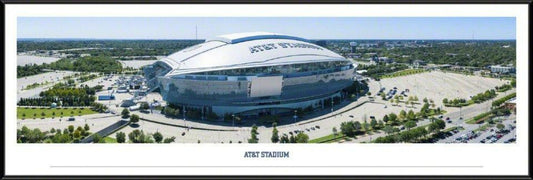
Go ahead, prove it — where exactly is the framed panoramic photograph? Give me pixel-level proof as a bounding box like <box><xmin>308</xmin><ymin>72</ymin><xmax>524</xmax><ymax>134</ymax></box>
<box><xmin>2</xmin><ymin>1</ymin><xmax>531</xmax><ymax>179</ymax></box>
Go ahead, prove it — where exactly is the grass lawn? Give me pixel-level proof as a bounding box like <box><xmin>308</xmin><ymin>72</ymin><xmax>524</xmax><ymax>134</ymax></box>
<box><xmin>17</xmin><ymin>107</ymin><xmax>97</xmax><ymax>119</ymax></box>
<box><xmin>103</xmin><ymin>137</ymin><xmax>117</xmax><ymax>143</ymax></box>
<box><xmin>309</xmin><ymin>133</ymin><xmax>348</xmax><ymax>143</ymax></box>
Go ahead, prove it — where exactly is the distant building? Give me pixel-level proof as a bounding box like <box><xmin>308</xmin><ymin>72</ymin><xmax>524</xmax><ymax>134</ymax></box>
<box><xmin>412</xmin><ymin>60</ymin><xmax>426</xmax><ymax>68</ymax></box>
<box><xmin>346</xmin><ymin>53</ymin><xmax>361</xmax><ymax>59</ymax></box>
<box><xmin>490</xmin><ymin>65</ymin><xmax>515</xmax><ymax>74</ymax></box>
<box><xmin>349</xmin><ymin>42</ymin><xmax>358</xmax><ymax>53</ymax></box>
<box><xmin>504</xmin><ymin>98</ymin><xmax>516</xmax><ymax>113</ymax></box>
<box><xmin>373</xmin><ymin>57</ymin><xmax>393</xmax><ymax>64</ymax></box>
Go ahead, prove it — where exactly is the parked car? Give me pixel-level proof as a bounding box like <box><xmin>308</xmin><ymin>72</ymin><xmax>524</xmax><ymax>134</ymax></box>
<box><xmin>480</xmin><ymin>139</ymin><xmax>486</xmax><ymax>143</ymax></box>
<box><xmin>68</xmin><ymin>117</ymin><xmax>75</xmax><ymax>121</ymax></box>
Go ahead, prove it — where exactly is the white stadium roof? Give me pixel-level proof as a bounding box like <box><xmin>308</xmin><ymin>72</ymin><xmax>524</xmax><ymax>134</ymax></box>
<box><xmin>158</xmin><ymin>32</ymin><xmax>348</xmax><ymax>76</ymax></box>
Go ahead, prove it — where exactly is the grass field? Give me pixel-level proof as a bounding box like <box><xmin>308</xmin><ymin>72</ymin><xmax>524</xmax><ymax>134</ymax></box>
<box><xmin>381</xmin><ymin>69</ymin><xmax>426</xmax><ymax>79</ymax></box>
<box><xmin>103</xmin><ymin>137</ymin><xmax>117</xmax><ymax>143</ymax></box>
<box><xmin>17</xmin><ymin>107</ymin><xmax>97</xmax><ymax>119</ymax></box>
<box><xmin>309</xmin><ymin>133</ymin><xmax>347</xmax><ymax>143</ymax></box>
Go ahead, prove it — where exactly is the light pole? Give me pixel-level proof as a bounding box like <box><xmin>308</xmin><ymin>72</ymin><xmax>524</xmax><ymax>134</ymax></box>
<box><xmin>293</xmin><ymin>110</ymin><xmax>297</xmax><ymax>124</ymax></box>
<box><xmin>459</xmin><ymin>106</ymin><xmax>462</xmax><ymax>120</ymax></box>
<box><xmin>232</xmin><ymin>114</ymin><xmax>235</xmax><ymax>129</ymax></box>
<box><xmin>183</xmin><ymin>108</ymin><xmax>187</xmax><ymax>128</ymax></box>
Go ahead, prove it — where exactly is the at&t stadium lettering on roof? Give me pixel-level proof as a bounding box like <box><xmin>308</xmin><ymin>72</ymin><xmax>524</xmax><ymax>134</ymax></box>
<box><xmin>249</xmin><ymin>42</ymin><xmax>323</xmax><ymax>54</ymax></box>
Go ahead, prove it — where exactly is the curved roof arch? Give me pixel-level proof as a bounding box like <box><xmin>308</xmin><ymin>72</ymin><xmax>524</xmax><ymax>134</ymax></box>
<box><xmin>157</xmin><ymin>32</ymin><xmax>349</xmax><ymax>76</ymax></box>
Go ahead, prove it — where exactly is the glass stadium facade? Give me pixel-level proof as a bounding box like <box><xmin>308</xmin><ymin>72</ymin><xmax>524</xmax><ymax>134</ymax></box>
<box><xmin>144</xmin><ymin>32</ymin><xmax>356</xmax><ymax>117</ymax></box>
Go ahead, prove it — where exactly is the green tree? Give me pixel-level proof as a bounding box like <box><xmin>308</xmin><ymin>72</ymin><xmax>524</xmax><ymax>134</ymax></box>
<box><xmin>163</xmin><ymin>136</ymin><xmax>176</xmax><ymax>143</ymax></box>
<box><xmin>383</xmin><ymin>125</ymin><xmax>394</xmax><ymax>135</ymax></box>
<box><xmin>280</xmin><ymin>134</ymin><xmax>290</xmax><ymax>143</ymax></box>
<box><xmin>295</xmin><ymin>132</ymin><xmax>309</xmax><ymax>143</ymax></box>
<box><xmin>121</xmin><ymin>108</ymin><xmax>130</xmax><ymax>118</ymax></box>
<box><xmin>388</xmin><ymin>113</ymin><xmax>398</xmax><ymax>123</ymax></box>
<box><xmin>289</xmin><ymin>134</ymin><xmax>296</xmax><ymax>143</ymax></box>
<box><xmin>73</xmin><ymin>130</ymin><xmax>81</xmax><ymax>138</ymax></box>
<box><xmin>407</xmin><ymin>110</ymin><xmax>416</xmax><ymax>120</ymax></box>
<box><xmin>116</xmin><ymin>132</ymin><xmax>126</xmax><ymax>143</ymax></box>
<box><xmin>153</xmin><ymin>132</ymin><xmax>163</xmax><ymax>143</ymax></box>
<box><xmin>92</xmin><ymin>133</ymin><xmax>103</xmax><ymax>143</ymax></box>
<box><xmin>340</xmin><ymin>121</ymin><xmax>355</xmax><ymax>137</ymax></box>
<box><xmin>399</xmin><ymin>110</ymin><xmax>406</xmax><ymax>121</ymax></box>
<box><xmin>130</xmin><ymin>114</ymin><xmax>140</xmax><ymax>124</ymax></box>
<box><xmin>84</xmin><ymin>123</ymin><xmax>90</xmax><ymax>131</ymax></box>
<box><xmin>382</xmin><ymin>114</ymin><xmax>389</xmax><ymax>123</ymax></box>
<box><xmin>68</xmin><ymin>125</ymin><xmax>75</xmax><ymax>134</ymax></box>
<box><xmin>370</xmin><ymin>119</ymin><xmax>378</xmax><ymax>129</ymax></box>
<box><xmin>332</xmin><ymin>127</ymin><xmax>338</xmax><ymax>137</ymax></box>
<box><xmin>271</xmin><ymin>126</ymin><xmax>280</xmax><ymax>143</ymax></box>
<box><xmin>404</xmin><ymin>120</ymin><xmax>417</xmax><ymax>130</ymax></box>
<box><xmin>248</xmin><ymin>124</ymin><xmax>259</xmax><ymax>143</ymax></box>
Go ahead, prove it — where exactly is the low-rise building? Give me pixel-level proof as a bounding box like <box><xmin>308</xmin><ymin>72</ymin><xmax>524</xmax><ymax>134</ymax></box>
<box><xmin>490</xmin><ymin>65</ymin><xmax>515</xmax><ymax>74</ymax></box>
<box><xmin>412</xmin><ymin>60</ymin><xmax>426</xmax><ymax>68</ymax></box>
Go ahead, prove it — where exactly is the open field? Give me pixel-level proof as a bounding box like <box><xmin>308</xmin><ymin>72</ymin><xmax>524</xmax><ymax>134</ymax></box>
<box><xmin>17</xmin><ymin>107</ymin><xmax>97</xmax><ymax>119</ymax></box>
<box><xmin>119</xmin><ymin>60</ymin><xmax>157</xmax><ymax>69</ymax></box>
<box><xmin>17</xmin><ymin>114</ymin><xmax>122</xmax><ymax>134</ymax></box>
<box><xmin>17</xmin><ymin>55</ymin><xmax>61</xmax><ymax>66</ymax></box>
<box><xmin>17</xmin><ymin>71</ymin><xmax>77</xmax><ymax>100</ymax></box>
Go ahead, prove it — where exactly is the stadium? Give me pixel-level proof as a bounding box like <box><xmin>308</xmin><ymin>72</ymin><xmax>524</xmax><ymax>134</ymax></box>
<box><xmin>144</xmin><ymin>32</ymin><xmax>357</xmax><ymax>118</ymax></box>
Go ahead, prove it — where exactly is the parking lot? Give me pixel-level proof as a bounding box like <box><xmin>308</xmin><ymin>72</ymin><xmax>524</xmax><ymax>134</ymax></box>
<box><xmin>379</xmin><ymin>71</ymin><xmax>509</xmax><ymax>107</ymax></box>
<box><xmin>437</xmin><ymin>115</ymin><xmax>516</xmax><ymax>144</ymax></box>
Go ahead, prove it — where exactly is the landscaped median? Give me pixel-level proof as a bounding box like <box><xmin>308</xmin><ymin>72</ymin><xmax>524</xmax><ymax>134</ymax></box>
<box><xmin>309</xmin><ymin>133</ymin><xmax>348</xmax><ymax>143</ymax></box>
<box><xmin>492</xmin><ymin>92</ymin><xmax>516</xmax><ymax>107</ymax></box>
<box><xmin>465</xmin><ymin>112</ymin><xmax>493</xmax><ymax>124</ymax></box>
<box><xmin>380</xmin><ymin>69</ymin><xmax>427</xmax><ymax>79</ymax></box>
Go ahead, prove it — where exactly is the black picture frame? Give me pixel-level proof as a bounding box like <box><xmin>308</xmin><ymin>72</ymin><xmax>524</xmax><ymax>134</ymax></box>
<box><xmin>2</xmin><ymin>0</ymin><xmax>531</xmax><ymax>179</ymax></box>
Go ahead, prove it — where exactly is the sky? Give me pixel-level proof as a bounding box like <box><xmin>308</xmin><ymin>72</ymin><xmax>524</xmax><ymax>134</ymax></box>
<box><xmin>17</xmin><ymin>17</ymin><xmax>516</xmax><ymax>40</ymax></box>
